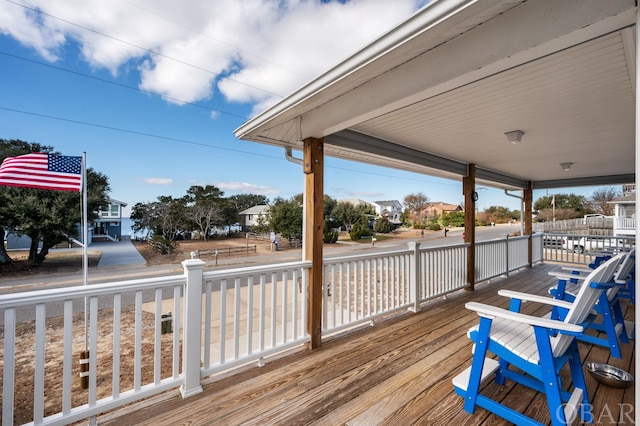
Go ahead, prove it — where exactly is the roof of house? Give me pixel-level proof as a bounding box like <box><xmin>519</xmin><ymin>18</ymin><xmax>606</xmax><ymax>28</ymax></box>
<box><xmin>108</xmin><ymin>198</ymin><xmax>127</xmax><ymax>207</ymax></box>
<box><xmin>238</xmin><ymin>205</ymin><xmax>269</xmax><ymax>215</ymax></box>
<box><xmin>373</xmin><ymin>200</ymin><xmax>402</xmax><ymax>207</ymax></box>
<box><xmin>338</xmin><ymin>198</ymin><xmax>371</xmax><ymax>206</ymax></box>
<box><xmin>426</xmin><ymin>202</ymin><xmax>463</xmax><ymax>211</ymax></box>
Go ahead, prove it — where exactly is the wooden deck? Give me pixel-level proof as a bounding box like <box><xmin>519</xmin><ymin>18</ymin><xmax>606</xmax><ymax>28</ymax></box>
<box><xmin>98</xmin><ymin>263</ymin><xmax>635</xmax><ymax>425</ymax></box>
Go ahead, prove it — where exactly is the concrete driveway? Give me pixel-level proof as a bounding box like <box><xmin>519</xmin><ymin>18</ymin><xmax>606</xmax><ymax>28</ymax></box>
<box><xmin>95</xmin><ymin>239</ymin><xmax>146</xmax><ymax>267</ymax></box>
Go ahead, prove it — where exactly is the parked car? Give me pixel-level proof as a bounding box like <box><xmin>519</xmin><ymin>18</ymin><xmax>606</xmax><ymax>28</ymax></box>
<box><xmin>542</xmin><ymin>234</ymin><xmax>565</xmax><ymax>249</ymax></box>
<box><xmin>562</xmin><ymin>236</ymin><xmax>617</xmax><ymax>254</ymax></box>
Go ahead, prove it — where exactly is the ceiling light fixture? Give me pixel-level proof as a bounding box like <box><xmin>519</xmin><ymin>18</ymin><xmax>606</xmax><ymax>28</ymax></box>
<box><xmin>560</xmin><ymin>162</ymin><xmax>573</xmax><ymax>171</ymax></box>
<box><xmin>504</xmin><ymin>130</ymin><xmax>524</xmax><ymax>144</ymax></box>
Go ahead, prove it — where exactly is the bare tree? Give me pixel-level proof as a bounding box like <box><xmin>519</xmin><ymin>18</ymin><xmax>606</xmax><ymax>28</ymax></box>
<box><xmin>587</xmin><ymin>187</ymin><xmax>620</xmax><ymax>216</ymax></box>
<box><xmin>403</xmin><ymin>192</ymin><xmax>430</xmax><ymax>224</ymax></box>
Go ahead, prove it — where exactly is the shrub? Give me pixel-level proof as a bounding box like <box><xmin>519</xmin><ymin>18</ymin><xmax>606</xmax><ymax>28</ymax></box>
<box><xmin>429</xmin><ymin>223</ymin><xmax>441</xmax><ymax>231</ymax></box>
<box><xmin>149</xmin><ymin>235</ymin><xmax>176</xmax><ymax>255</ymax></box>
<box><xmin>374</xmin><ymin>217</ymin><xmax>394</xmax><ymax>234</ymax></box>
<box><xmin>350</xmin><ymin>220</ymin><xmax>372</xmax><ymax>241</ymax></box>
<box><xmin>323</xmin><ymin>231</ymin><xmax>339</xmax><ymax>243</ymax></box>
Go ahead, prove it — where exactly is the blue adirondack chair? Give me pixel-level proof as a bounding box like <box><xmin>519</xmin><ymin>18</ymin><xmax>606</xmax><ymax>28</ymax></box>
<box><xmin>549</xmin><ymin>248</ymin><xmax>635</xmax><ymax>358</ymax></box>
<box><xmin>453</xmin><ymin>253</ymin><xmax>624</xmax><ymax>426</ymax></box>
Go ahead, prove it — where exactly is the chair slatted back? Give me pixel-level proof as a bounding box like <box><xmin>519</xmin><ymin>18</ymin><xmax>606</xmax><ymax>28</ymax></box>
<box><xmin>552</xmin><ymin>253</ymin><xmax>625</xmax><ymax>357</ymax></box>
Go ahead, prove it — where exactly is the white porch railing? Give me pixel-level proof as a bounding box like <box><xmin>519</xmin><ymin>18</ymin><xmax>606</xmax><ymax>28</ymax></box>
<box><xmin>615</xmin><ymin>217</ymin><xmax>636</xmax><ymax>230</ymax></box>
<box><xmin>1</xmin><ymin>274</ymin><xmax>186</xmax><ymax>426</ymax></box>
<box><xmin>199</xmin><ymin>261</ymin><xmax>311</xmax><ymax>378</ymax></box>
<box><xmin>475</xmin><ymin>235</ymin><xmax>533</xmax><ymax>283</ymax></box>
<box><xmin>321</xmin><ymin>248</ymin><xmax>413</xmax><ymax>335</ymax></box>
<box><xmin>1</xmin><ymin>239</ymin><xmax>545</xmax><ymax>425</ymax></box>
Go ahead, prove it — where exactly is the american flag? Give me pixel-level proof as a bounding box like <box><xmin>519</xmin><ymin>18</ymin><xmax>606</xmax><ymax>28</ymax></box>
<box><xmin>0</xmin><ymin>152</ymin><xmax>83</xmax><ymax>192</ymax></box>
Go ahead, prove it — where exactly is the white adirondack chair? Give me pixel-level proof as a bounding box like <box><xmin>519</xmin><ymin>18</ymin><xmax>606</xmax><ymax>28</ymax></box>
<box><xmin>549</xmin><ymin>248</ymin><xmax>635</xmax><ymax>358</ymax></box>
<box><xmin>453</xmin><ymin>253</ymin><xmax>624</xmax><ymax>426</ymax></box>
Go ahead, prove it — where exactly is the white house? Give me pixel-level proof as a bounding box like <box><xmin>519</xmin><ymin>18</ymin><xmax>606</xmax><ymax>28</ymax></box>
<box><xmin>610</xmin><ymin>184</ymin><xmax>636</xmax><ymax>238</ymax></box>
<box><xmin>239</xmin><ymin>205</ymin><xmax>269</xmax><ymax>231</ymax></box>
<box><xmin>371</xmin><ymin>200</ymin><xmax>403</xmax><ymax>225</ymax></box>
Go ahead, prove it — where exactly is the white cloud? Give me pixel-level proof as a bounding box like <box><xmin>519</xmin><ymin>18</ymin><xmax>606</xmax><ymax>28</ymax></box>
<box><xmin>0</xmin><ymin>0</ymin><xmax>419</xmax><ymax>111</ymax></box>
<box><xmin>215</xmin><ymin>181</ymin><xmax>280</xmax><ymax>196</ymax></box>
<box><xmin>144</xmin><ymin>177</ymin><xmax>173</xmax><ymax>185</ymax></box>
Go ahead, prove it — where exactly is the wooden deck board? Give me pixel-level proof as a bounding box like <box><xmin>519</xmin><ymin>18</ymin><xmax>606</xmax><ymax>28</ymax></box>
<box><xmin>98</xmin><ymin>263</ymin><xmax>635</xmax><ymax>425</ymax></box>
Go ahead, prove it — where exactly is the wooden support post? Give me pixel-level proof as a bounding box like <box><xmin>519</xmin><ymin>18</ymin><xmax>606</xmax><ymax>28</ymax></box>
<box><xmin>463</xmin><ymin>164</ymin><xmax>476</xmax><ymax>290</ymax></box>
<box><xmin>524</xmin><ymin>182</ymin><xmax>533</xmax><ymax>267</ymax></box>
<box><xmin>303</xmin><ymin>137</ymin><xmax>324</xmax><ymax>349</ymax></box>
<box><xmin>79</xmin><ymin>350</ymin><xmax>89</xmax><ymax>389</ymax></box>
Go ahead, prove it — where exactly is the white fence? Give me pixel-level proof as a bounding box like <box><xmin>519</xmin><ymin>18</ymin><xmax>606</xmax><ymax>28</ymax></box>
<box><xmin>1</xmin><ymin>238</ymin><xmax>544</xmax><ymax>425</ymax></box>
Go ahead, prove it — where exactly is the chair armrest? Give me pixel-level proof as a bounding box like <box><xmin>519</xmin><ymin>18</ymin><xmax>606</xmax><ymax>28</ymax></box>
<box><xmin>498</xmin><ymin>289</ymin><xmax>574</xmax><ymax>310</ymax></box>
<box><xmin>561</xmin><ymin>266</ymin><xmax>592</xmax><ymax>274</ymax></box>
<box><xmin>465</xmin><ymin>302</ymin><xmax>583</xmax><ymax>333</ymax></box>
<box><xmin>548</xmin><ymin>271</ymin><xmax>587</xmax><ymax>281</ymax></box>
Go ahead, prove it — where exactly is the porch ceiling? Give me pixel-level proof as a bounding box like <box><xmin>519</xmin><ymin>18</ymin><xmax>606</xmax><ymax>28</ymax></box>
<box><xmin>234</xmin><ymin>0</ymin><xmax>637</xmax><ymax>190</ymax></box>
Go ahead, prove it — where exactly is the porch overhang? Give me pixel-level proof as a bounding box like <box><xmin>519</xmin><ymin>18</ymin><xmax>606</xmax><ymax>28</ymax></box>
<box><xmin>235</xmin><ymin>0</ymin><xmax>637</xmax><ymax>190</ymax></box>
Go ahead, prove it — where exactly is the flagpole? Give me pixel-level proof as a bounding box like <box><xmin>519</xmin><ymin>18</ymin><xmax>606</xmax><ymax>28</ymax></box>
<box><xmin>82</xmin><ymin>152</ymin><xmax>88</xmax><ymax>350</ymax></box>
<box><xmin>80</xmin><ymin>152</ymin><xmax>90</xmax><ymax>388</ymax></box>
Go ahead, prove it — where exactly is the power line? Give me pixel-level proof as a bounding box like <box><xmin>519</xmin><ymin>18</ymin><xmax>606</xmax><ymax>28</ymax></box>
<box><xmin>6</xmin><ymin>0</ymin><xmax>287</xmax><ymax>99</ymax></box>
<box><xmin>0</xmin><ymin>105</ymin><xmax>279</xmax><ymax>159</ymax></box>
<box><xmin>0</xmin><ymin>106</ymin><xmax>458</xmax><ymax>187</ymax></box>
<box><xmin>0</xmin><ymin>51</ymin><xmax>249</xmax><ymax>120</ymax></box>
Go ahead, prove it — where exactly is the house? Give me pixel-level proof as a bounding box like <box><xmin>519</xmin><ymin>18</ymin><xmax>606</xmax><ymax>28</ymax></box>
<box><xmin>93</xmin><ymin>198</ymin><xmax>127</xmax><ymax>241</ymax></box>
<box><xmin>423</xmin><ymin>202</ymin><xmax>463</xmax><ymax>218</ymax></box>
<box><xmin>238</xmin><ymin>204</ymin><xmax>269</xmax><ymax>231</ymax></box>
<box><xmin>610</xmin><ymin>183</ymin><xmax>636</xmax><ymax>238</ymax></box>
<box><xmin>371</xmin><ymin>200</ymin><xmax>403</xmax><ymax>225</ymax></box>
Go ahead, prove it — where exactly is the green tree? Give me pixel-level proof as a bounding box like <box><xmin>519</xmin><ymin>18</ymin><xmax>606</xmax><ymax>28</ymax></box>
<box><xmin>403</xmin><ymin>192</ymin><xmax>429</xmax><ymax>224</ymax></box>
<box><xmin>131</xmin><ymin>195</ymin><xmax>189</xmax><ymax>244</ymax></box>
<box><xmin>350</xmin><ymin>216</ymin><xmax>372</xmax><ymax>241</ymax></box>
<box><xmin>0</xmin><ymin>139</ymin><xmax>109</xmax><ymax>264</ymax></box>
<box><xmin>267</xmin><ymin>196</ymin><xmax>303</xmax><ymax>240</ymax></box>
<box><xmin>227</xmin><ymin>193</ymin><xmax>269</xmax><ymax>213</ymax></box>
<box><xmin>484</xmin><ymin>206</ymin><xmax>515</xmax><ymax>223</ymax></box>
<box><xmin>332</xmin><ymin>201</ymin><xmax>357</xmax><ymax>230</ymax></box>
<box><xmin>442</xmin><ymin>211</ymin><xmax>465</xmax><ymax>227</ymax></box>
<box><xmin>374</xmin><ymin>217</ymin><xmax>393</xmax><ymax>233</ymax></box>
<box><xmin>534</xmin><ymin>193</ymin><xmax>588</xmax><ymax>221</ymax></box>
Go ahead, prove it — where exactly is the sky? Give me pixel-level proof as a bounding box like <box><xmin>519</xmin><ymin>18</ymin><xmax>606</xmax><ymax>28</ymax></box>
<box><xmin>0</xmin><ymin>0</ymin><xmax>616</xmax><ymax>217</ymax></box>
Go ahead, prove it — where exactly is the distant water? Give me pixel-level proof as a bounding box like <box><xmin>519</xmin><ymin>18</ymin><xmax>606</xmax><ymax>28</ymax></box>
<box><xmin>121</xmin><ymin>217</ymin><xmax>147</xmax><ymax>239</ymax></box>
<box><xmin>120</xmin><ymin>218</ymin><xmax>241</xmax><ymax>239</ymax></box>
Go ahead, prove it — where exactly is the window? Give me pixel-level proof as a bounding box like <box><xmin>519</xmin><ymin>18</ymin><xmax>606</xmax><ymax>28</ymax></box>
<box><xmin>110</xmin><ymin>205</ymin><xmax>119</xmax><ymax>216</ymax></box>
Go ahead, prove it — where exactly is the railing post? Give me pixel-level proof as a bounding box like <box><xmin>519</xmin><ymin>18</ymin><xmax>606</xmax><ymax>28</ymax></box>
<box><xmin>180</xmin><ymin>259</ymin><xmax>205</xmax><ymax>398</ymax></box>
<box><xmin>504</xmin><ymin>234</ymin><xmax>510</xmax><ymax>277</ymax></box>
<box><xmin>408</xmin><ymin>242</ymin><xmax>421</xmax><ymax>312</ymax></box>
